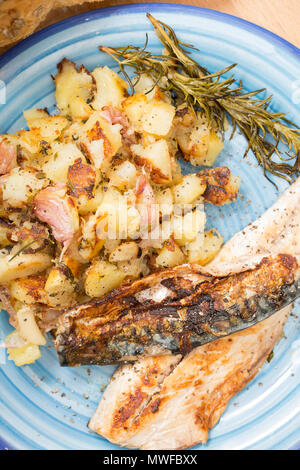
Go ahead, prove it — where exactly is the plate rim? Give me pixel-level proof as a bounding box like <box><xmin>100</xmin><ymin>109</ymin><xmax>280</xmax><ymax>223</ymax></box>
<box><xmin>0</xmin><ymin>2</ymin><xmax>300</xmax><ymax>70</ymax></box>
<box><xmin>0</xmin><ymin>2</ymin><xmax>299</xmax><ymax>451</ymax></box>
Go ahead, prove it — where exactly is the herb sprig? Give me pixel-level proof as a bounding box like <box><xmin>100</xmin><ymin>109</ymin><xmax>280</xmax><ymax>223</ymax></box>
<box><xmin>100</xmin><ymin>13</ymin><xmax>300</xmax><ymax>185</ymax></box>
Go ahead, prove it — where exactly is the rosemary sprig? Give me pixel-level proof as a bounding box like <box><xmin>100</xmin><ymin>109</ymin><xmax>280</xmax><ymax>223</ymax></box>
<box><xmin>99</xmin><ymin>13</ymin><xmax>300</xmax><ymax>185</ymax></box>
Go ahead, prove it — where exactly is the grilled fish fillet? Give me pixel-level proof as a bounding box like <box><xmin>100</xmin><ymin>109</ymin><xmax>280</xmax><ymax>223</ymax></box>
<box><xmin>56</xmin><ymin>254</ymin><xmax>299</xmax><ymax>365</ymax></box>
<box><xmin>88</xmin><ymin>177</ymin><xmax>300</xmax><ymax>448</ymax></box>
<box><xmin>89</xmin><ymin>305</ymin><xmax>291</xmax><ymax>449</ymax></box>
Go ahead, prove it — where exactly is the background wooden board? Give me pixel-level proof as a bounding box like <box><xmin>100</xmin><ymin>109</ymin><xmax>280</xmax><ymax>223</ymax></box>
<box><xmin>0</xmin><ymin>0</ymin><xmax>300</xmax><ymax>54</ymax></box>
<box><xmin>38</xmin><ymin>0</ymin><xmax>300</xmax><ymax>48</ymax></box>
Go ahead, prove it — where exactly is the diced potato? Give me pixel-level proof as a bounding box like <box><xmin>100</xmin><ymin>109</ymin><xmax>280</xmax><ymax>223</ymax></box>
<box><xmin>199</xmin><ymin>167</ymin><xmax>240</xmax><ymax>205</ymax></box>
<box><xmin>42</xmin><ymin>142</ymin><xmax>85</xmax><ymax>184</ymax></box>
<box><xmin>109</xmin><ymin>160</ymin><xmax>137</xmax><ymax>190</ymax></box>
<box><xmin>44</xmin><ymin>265</ymin><xmax>76</xmax><ymax>307</ymax></box>
<box><xmin>24</xmin><ymin>111</ymin><xmax>69</xmax><ymax>140</ymax></box>
<box><xmin>140</xmin><ymin>100</ymin><xmax>175</xmax><ymax>136</ymax></box>
<box><xmin>133</xmin><ymin>74</ymin><xmax>156</xmax><ymax>98</ymax></box>
<box><xmin>173</xmin><ymin>174</ymin><xmax>206</xmax><ymax>205</ymax></box>
<box><xmin>126</xmin><ymin>206</ymin><xmax>141</xmax><ymax>239</ymax></box>
<box><xmin>155</xmin><ymin>187</ymin><xmax>174</xmax><ymax>218</ymax></box>
<box><xmin>188</xmin><ymin>228</ymin><xmax>223</xmax><ymax>264</ymax></box>
<box><xmin>122</xmin><ymin>94</ymin><xmax>148</xmax><ymax>131</ymax></box>
<box><xmin>10</xmin><ymin>276</ymin><xmax>48</xmax><ymax>305</ymax></box>
<box><xmin>55</xmin><ymin>58</ymin><xmax>94</xmax><ymax>120</ymax></box>
<box><xmin>205</xmin><ymin>131</ymin><xmax>225</xmax><ymax>167</ymax></box>
<box><xmin>132</xmin><ymin>139</ymin><xmax>172</xmax><ymax>184</ymax></box>
<box><xmin>84</xmin><ymin>260</ymin><xmax>125</xmax><ymax>297</ymax></box>
<box><xmin>103</xmin><ymin>238</ymin><xmax>120</xmax><ymax>255</ymax></box>
<box><xmin>17</xmin><ymin>306</ymin><xmax>46</xmax><ymax>346</ymax></box>
<box><xmin>23</xmin><ymin>108</ymin><xmax>49</xmax><ymax>122</ymax></box>
<box><xmin>176</xmin><ymin>114</ymin><xmax>224</xmax><ymax>167</ymax></box>
<box><xmin>170</xmin><ymin>155</ymin><xmax>183</xmax><ymax>186</ymax></box>
<box><xmin>79</xmin><ymin>208</ymin><xmax>106</xmax><ymax>261</ymax></box>
<box><xmin>173</xmin><ymin>208</ymin><xmax>206</xmax><ymax>246</ymax></box>
<box><xmin>8</xmin><ymin>342</ymin><xmax>41</xmax><ymax>366</ymax></box>
<box><xmin>80</xmin><ymin>112</ymin><xmax>122</xmax><ymax>170</ymax></box>
<box><xmin>134</xmin><ymin>74</ymin><xmax>171</xmax><ymax>103</ymax></box>
<box><xmin>2</xmin><ymin>168</ymin><xmax>49</xmax><ymax>207</ymax></box>
<box><xmin>0</xmin><ymin>252</ymin><xmax>52</xmax><ymax>283</ymax></box>
<box><xmin>77</xmin><ymin>184</ymin><xmax>103</xmax><ymax>215</ymax></box>
<box><xmin>156</xmin><ymin>241</ymin><xmax>185</xmax><ymax>268</ymax></box>
<box><xmin>95</xmin><ymin>188</ymin><xmax>140</xmax><ymax>240</ymax></box>
<box><xmin>19</xmin><ymin>114</ymin><xmax>69</xmax><ymax>154</ymax></box>
<box><xmin>91</xmin><ymin>66</ymin><xmax>128</xmax><ymax>110</ymax></box>
<box><xmin>61</xmin><ymin>252</ymin><xmax>83</xmax><ymax>278</ymax></box>
<box><xmin>109</xmin><ymin>241</ymin><xmax>139</xmax><ymax>263</ymax></box>
<box><xmin>5</xmin><ymin>330</ymin><xmax>41</xmax><ymax>366</ymax></box>
<box><xmin>117</xmin><ymin>257</ymin><xmax>148</xmax><ymax>279</ymax></box>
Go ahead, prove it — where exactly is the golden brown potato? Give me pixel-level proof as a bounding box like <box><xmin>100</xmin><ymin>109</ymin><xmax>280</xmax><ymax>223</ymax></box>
<box><xmin>189</xmin><ymin>228</ymin><xmax>223</xmax><ymax>265</ymax></box>
<box><xmin>42</xmin><ymin>142</ymin><xmax>85</xmax><ymax>184</ymax></box>
<box><xmin>173</xmin><ymin>174</ymin><xmax>206</xmax><ymax>205</ymax></box>
<box><xmin>91</xmin><ymin>66</ymin><xmax>128</xmax><ymax>110</ymax></box>
<box><xmin>156</xmin><ymin>240</ymin><xmax>185</xmax><ymax>268</ymax></box>
<box><xmin>0</xmin><ymin>252</ymin><xmax>52</xmax><ymax>283</ymax></box>
<box><xmin>108</xmin><ymin>160</ymin><xmax>137</xmax><ymax>191</ymax></box>
<box><xmin>140</xmin><ymin>100</ymin><xmax>175</xmax><ymax>137</ymax></box>
<box><xmin>175</xmin><ymin>112</ymin><xmax>224</xmax><ymax>167</ymax></box>
<box><xmin>2</xmin><ymin>167</ymin><xmax>49</xmax><ymax>207</ymax></box>
<box><xmin>84</xmin><ymin>260</ymin><xmax>125</xmax><ymax>297</ymax></box>
<box><xmin>44</xmin><ymin>265</ymin><xmax>76</xmax><ymax>307</ymax></box>
<box><xmin>199</xmin><ymin>167</ymin><xmax>240</xmax><ymax>205</ymax></box>
<box><xmin>109</xmin><ymin>241</ymin><xmax>139</xmax><ymax>263</ymax></box>
<box><xmin>55</xmin><ymin>58</ymin><xmax>94</xmax><ymax>120</ymax></box>
<box><xmin>132</xmin><ymin>139</ymin><xmax>172</xmax><ymax>184</ymax></box>
<box><xmin>10</xmin><ymin>276</ymin><xmax>48</xmax><ymax>305</ymax></box>
<box><xmin>17</xmin><ymin>306</ymin><xmax>46</xmax><ymax>346</ymax></box>
<box><xmin>122</xmin><ymin>93</ymin><xmax>148</xmax><ymax>131</ymax></box>
<box><xmin>79</xmin><ymin>112</ymin><xmax>122</xmax><ymax>170</ymax></box>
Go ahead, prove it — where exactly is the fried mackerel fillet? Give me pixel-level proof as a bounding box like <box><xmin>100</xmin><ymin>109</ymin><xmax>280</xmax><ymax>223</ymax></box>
<box><xmin>55</xmin><ymin>253</ymin><xmax>300</xmax><ymax>366</ymax></box>
<box><xmin>89</xmin><ymin>305</ymin><xmax>291</xmax><ymax>449</ymax></box>
<box><xmin>86</xmin><ymin>177</ymin><xmax>300</xmax><ymax>449</ymax></box>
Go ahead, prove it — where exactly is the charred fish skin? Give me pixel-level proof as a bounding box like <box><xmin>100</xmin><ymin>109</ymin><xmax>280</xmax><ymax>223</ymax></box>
<box><xmin>55</xmin><ymin>254</ymin><xmax>300</xmax><ymax>366</ymax></box>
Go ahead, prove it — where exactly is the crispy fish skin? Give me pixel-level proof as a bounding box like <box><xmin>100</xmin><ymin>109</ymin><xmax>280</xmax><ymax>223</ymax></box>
<box><xmin>56</xmin><ymin>254</ymin><xmax>299</xmax><ymax>366</ymax></box>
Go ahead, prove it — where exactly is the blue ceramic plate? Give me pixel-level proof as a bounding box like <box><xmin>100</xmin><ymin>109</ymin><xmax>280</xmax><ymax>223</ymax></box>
<box><xmin>0</xmin><ymin>3</ymin><xmax>299</xmax><ymax>450</ymax></box>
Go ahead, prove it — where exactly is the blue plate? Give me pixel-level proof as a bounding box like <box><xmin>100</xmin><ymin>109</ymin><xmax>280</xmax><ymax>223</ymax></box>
<box><xmin>0</xmin><ymin>3</ymin><xmax>299</xmax><ymax>450</ymax></box>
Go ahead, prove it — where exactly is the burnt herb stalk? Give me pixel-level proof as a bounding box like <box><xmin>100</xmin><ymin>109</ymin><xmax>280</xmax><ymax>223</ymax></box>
<box><xmin>99</xmin><ymin>13</ymin><xmax>300</xmax><ymax>185</ymax></box>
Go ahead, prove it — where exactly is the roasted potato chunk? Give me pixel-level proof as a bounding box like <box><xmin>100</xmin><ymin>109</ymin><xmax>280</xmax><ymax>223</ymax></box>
<box><xmin>2</xmin><ymin>167</ymin><xmax>49</xmax><ymax>207</ymax></box>
<box><xmin>55</xmin><ymin>58</ymin><xmax>94</xmax><ymax>120</ymax></box>
<box><xmin>45</xmin><ymin>265</ymin><xmax>76</xmax><ymax>307</ymax></box>
<box><xmin>132</xmin><ymin>139</ymin><xmax>172</xmax><ymax>184</ymax></box>
<box><xmin>188</xmin><ymin>228</ymin><xmax>223</xmax><ymax>264</ymax></box>
<box><xmin>175</xmin><ymin>111</ymin><xmax>224</xmax><ymax>166</ymax></box>
<box><xmin>10</xmin><ymin>276</ymin><xmax>48</xmax><ymax>305</ymax></box>
<box><xmin>91</xmin><ymin>66</ymin><xmax>128</xmax><ymax>110</ymax></box>
<box><xmin>84</xmin><ymin>260</ymin><xmax>125</xmax><ymax>297</ymax></box>
<box><xmin>199</xmin><ymin>167</ymin><xmax>240</xmax><ymax>205</ymax></box>
<box><xmin>173</xmin><ymin>174</ymin><xmax>206</xmax><ymax>205</ymax></box>
<box><xmin>17</xmin><ymin>306</ymin><xmax>46</xmax><ymax>346</ymax></box>
<box><xmin>0</xmin><ymin>252</ymin><xmax>52</xmax><ymax>283</ymax></box>
<box><xmin>156</xmin><ymin>240</ymin><xmax>185</xmax><ymax>268</ymax></box>
<box><xmin>42</xmin><ymin>142</ymin><xmax>85</xmax><ymax>184</ymax></box>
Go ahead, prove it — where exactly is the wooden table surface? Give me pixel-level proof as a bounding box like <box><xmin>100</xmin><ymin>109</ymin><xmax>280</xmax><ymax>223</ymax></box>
<box><xmin>0</xmin><ymin>0</ymin><xmax>299</xmax><ymax>54</ymax></box>
<box><xmin>38</xmin><ymin>0</ymin><xmax>300</xmax><ymax>49</ymax></box>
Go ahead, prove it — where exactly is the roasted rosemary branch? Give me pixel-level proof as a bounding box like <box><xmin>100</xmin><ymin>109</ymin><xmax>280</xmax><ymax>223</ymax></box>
<box><xmin>100</xmin><ymin>13</ymin><xmax>300</xmax><ymax>185</ymax></box>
